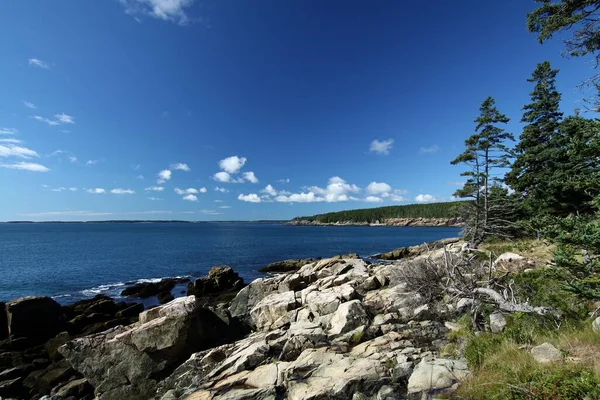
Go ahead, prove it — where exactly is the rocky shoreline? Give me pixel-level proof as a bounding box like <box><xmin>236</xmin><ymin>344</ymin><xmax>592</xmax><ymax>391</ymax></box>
<box><xmin>287</xmin><ymin>217</ymin><xmax>462</xmax><ymax>227</ymax></box>
<box><xmin>0</xmin><ymin>238</ymin><xmax>482</xmax><ymax>400</ymax></box>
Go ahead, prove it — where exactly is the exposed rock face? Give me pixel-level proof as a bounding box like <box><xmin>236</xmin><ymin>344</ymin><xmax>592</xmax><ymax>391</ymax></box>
<box><xmin>149</xmin><ymin>246</ymin><xmax>469</xmax><ymax>400</ymax></box>
<box><xmin>187</xmin><ymin>266</ymin><xmax>245</xmax><ymax>300</ymax></box>
<box><xmin>0</xmin><ymin>302</ymin><xmax>7</xmax><ymax>340</ymax></box>
<box><xmin>3</xmin><ymin>238</ymin><xmax>475</xmax><ymax>400</ymax></box>
<box><xmin>0</xmin><ymin>294</ymin><xmax>145</xmax><ymax>400</ymax></box>
<box><xmin>407</xmin><ymin>358</ymin><xmax>470</xmax><ymax>396</ymax></box>
<box><xmin>5</xmin><ymin>296</ymin><xmax>65</xmax><ymax>346</ymax></box>
<box><xmin>374</xmin><ymin>237</ymin><xmax>460</xmax><ymax>260</ymax></box>
<box><xmin>121</xmin><ymin>277</ymin><xmax>190</xmax><ymax>298</ymax></box>
<box><xmin>59</xmin><ymin>296</ymin><xmax>241</xmax><ymax>400</ymax></box>
<box><xmin>258</xmin><ymin>259</ymin><xmax>315</xmax><ymax>273</ymax></box>
<box><xmin>288</xmin><ymin>218</ymin><xmax>462</xmax><ymax>227</ymax></box>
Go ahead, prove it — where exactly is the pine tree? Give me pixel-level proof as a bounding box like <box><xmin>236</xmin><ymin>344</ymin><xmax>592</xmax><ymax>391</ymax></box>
<box><xmin>505</xmin><ymin>61</ymin><xmax>563</xmax><ymax>218</ymax></box>
<box><xmin>452</xmin><ymin>97</ymin><xmax>514</xmax><ymax>243</ymax></box>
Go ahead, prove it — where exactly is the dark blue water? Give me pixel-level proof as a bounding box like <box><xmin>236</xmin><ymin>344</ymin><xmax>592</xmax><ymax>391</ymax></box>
<box><xmin>0</xmin><ymin>223</ymin><xmax>460</xmax><ymax>304</ymax></box>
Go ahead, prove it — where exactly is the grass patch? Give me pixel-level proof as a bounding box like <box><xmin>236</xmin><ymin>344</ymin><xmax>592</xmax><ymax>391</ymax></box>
<box><xmin>453</xmin><ymin>319</ymin><xmax>600</xmax><ymax>399</ymax></box>
<box><xmin>481</xmin><ymin>238</ymin><xmax>555</xmax><ymax>262</ymax></box>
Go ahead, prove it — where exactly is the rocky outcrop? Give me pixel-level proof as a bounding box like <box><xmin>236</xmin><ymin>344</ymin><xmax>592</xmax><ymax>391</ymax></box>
<box><xmin>0</xmin><ymin>295</ymin><xmax>144</xmax><ymax>400</ymax></box>
<box><xmin>59</xmin><ymin>296</ymin><xmax>243</xmax><ymax>400</ymax></box>
<box><xmin>258</xmin><ymin>259</ymin><xmax>315</xmax><ymax>273</ymax></box>
<box><xmin>5</xmin><ymin>296</ymin><xmax>65</xmax><ymax>346</ymax></box>
<box><xmin>374</xmin><ymin>237</ymin><xmax>460</xmax><ymax>260</ymax></box>
<box><xmin>3</xmin><ymin>238</ymin><xmax>480</xmax><ymax>400</ymax></box>
<box><xmin>149</xmin><ymin>249</ymin><xmax>472</xmax><ymax>400</ymax></box>
<box><xmin>187</xmin><ymin>266</ymin><xmax>245</xmax><ymax>302</ymax></box>
<box><xmin>121</xmin><ymin>277</ymin><xmax>190</xmax><ymax>301</ymax></box>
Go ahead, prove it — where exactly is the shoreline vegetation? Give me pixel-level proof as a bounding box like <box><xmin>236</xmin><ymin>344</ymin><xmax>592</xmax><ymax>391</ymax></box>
<box><xmin>290</xmin><ymin>201</ymin><xmax>465</xmax><ymax>227</ymax></box>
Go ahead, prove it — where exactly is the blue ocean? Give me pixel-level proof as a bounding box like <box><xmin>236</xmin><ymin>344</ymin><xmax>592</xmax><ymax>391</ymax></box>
<box><xmin>0</xmin><ymin>223</ymin><xmax>460</xmax><ymax>304</ymax></box>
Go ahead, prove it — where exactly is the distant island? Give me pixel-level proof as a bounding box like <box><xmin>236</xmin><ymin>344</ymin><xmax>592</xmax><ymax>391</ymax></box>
<box><xmin>289</xmin><ymin>201</ymin><xmax>465</xmax><ymax>227</ymax></box>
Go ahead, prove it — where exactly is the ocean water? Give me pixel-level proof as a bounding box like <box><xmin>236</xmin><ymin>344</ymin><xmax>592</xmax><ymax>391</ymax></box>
<box><xmin>0</xmin><ymin>222</ymin><xmax>460</xmax><ymax>304</ymax></box>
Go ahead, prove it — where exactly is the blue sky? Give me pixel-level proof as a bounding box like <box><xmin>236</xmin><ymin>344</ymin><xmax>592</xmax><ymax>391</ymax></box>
<box><xmin>0</xmin><ymin>0</ymin><xmax>595</xmax><ymax>221</ymax></box>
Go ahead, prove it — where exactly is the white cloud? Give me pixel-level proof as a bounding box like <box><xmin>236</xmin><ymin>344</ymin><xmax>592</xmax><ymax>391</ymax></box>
<box><xmin>145</xmin><ymin>186</ymin><xmax>164</xmax><ymax>192</ymax></box>
<box><xmin>0</xmin><ymin>138</ymin><xmax>22</xmax><ymax>144</ymax></box>
<box><xmin>214</xmin><ymin>199</ymin><xmax>223</xmax><ymax>203</ymax></box>
<box><xmin>275</xmin><ymin>192</ymin><xmax>324</xmax><ymax>203</ymax></box>
<box><xmin>0</xmin><ymin>128</ymin><xmax>17</xmax><ymax>135</ymax></box>
<box><xmin>69</xmin><ymin>156</ymin><xmax>78</xmax><ymax>163</ymax></box>
<box><xmin>28</xmin><ymin>58</ymin><xmax>50</xmax><ymax>69</ymax></box>
<box><xmin>215</xmin><ymin>187</ymin><xmax>228</xmax><ymax>193</ymax></box>
<box><xmin>218</xmin><ymin>205</ymin><xmax>231</xmax><ymax>209</ymax></box>
<box><xmin>0</xmin><ymin>144</ymin><xmax>39</xmax><ymax>159</ymax></box>
<box><xmin>69</xmin><ymin>187</ymin><xmax>78</xmax><ymax>191</ymax></box>
<box><xmin>390</xmin><ymin>194</ymin><xmax>405</xmax><ymax>202</ymax></box>
<box><xmin>199</xmin><ymin>187</ymin><xmax>207</xmax><ymax>193</ymax></box>
<box><xmin>238</xmin><ymin>193</ymin><xmax>261</xmax><ymax>203</ymax></box>
<box><xmin>119</xmin><ymin>0</ymin><xmax>197</xmax><ymax>25</ymax></box>
<box><xmin>23</xmin><ymin>101</ymin><xmax>36</xmax><ymax>109</ymax></box>
<box><xmin>277</xmin><ymin>178</ymin><xmax>290</xmax><ymax>183</ymax></box>
<box><xmin>415</xmin><ymin>194</ymin><xmax>436</xmax><ymax>203</ymax></box>
<box><xmin>183</xmin><ymin>194</ymin><xmax>198</xmax><ymax>202</ymax></box>
<box><xmin>148</xmin><ymin>197</ymin><xmax>162</xmax><ymax>201</ymax></box>
<box><xmin>219</xmin><ymin>155</ymin><xmax>246</xmax><ymax>174</ymax></box>
<box><xmin>172</xmin><ymin>163</ymin><xmax>190</xmax><ymax>171</ymax></box>
<box><xmin>136</xmin><ymin>174</ymin><xmax>144</xmax><ymax>179</ymax></box>
<box><xmin>0</xmin><ymin>162</ymin><xmax>49</xmax><ymax>172</ymax></box>
<box><xmin>111</xmin><ymin>188</ymin><xmax>135</xmax><ymax>195</ymax></box>
<box><xmin>201</xmin><ymin>209</ymin><xmax>224</xmax><ymax>215</ymax></box>
<box><xmin>365</xmin><ymin>196</ymin><xmax>383</xmax><ymax>203</ymax></box>
<box><xmin>212</xmin><ymin>171</ymin><xmax>242</xmax><ymax>183</ymax></box>
<box><xmin>308</xmin><ymin>176</ymin><xmax>360</xmax><ymax>203</ymax></box>
<box><xmin>32</xmin><ymin>116</ymin><xmax>60</xmax><ymax>126</ymax></box>
<box><xmin>419</xmin><ymin>144</ymin><xmax>440</xmax><ymax>154</ymax></box>
<box><xmin>86</xmin><ymin>160</ymin><xmax>98</xmax><ymax>166</ymax></box>
<box><xmin>243</xmin><ymin>171</ymin><xmax>259</xmax><ymax>183</ymax></box>
<box><xmin>370</xmin><ymin>139</ymin><xmax>394</xmax><ymax>155</ymax></box>
<box><xmin>55</xmin><ymin>113</ymin><xmax>75</xmax><ymax>124</ymax></box>
<box><xmin>175</xmin><ymin>187</ymin><xmax>198</xmax><ymax>195</ymax></box>
<box><xmin>366</xmin><ymin>182</ymin><xmax>392</xmax><ymax>197</ymax></box>
<box><xmin>262</xmin><ymin>184</ymin><xmax>277</xmax><ymax>196</ymax></box>
<box><xmin>51</xmin><ymin>187</ymin><xmax>66</xmax><ymax>192</ymax></box>
<box><xmin>86</xmin><ymin>188</ymin><xmax>106</xmax><ymax>194</ymax></box>
<box><xmin>157</xmin><ymin>169</ymin><xmax>171</xmax><ymax>184</ymax></box>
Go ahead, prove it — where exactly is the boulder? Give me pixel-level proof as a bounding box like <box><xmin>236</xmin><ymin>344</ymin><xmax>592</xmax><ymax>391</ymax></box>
<box><xmin>283</xmin><ymin>348</ymin><xmax>385</xmax><ymax>399</ymax></box>
<box><xmin>258</xmin><ymin>259</ymin><xmax>314</xmax><ymax>273</ymax></box>
<box><xmin>489</xmin><ymin>311</ymin><xmax>506</xmax><ymax>333</ymax></box>
<box><xmin>59</xmin><ymin>296</ymin><xmax>237</xmax><ymax>400</ymax></box>
<box><xmin>250</xmin><ymin>291</ymin><xmax>297</xmax><ymax>330</ymax></box>
<box><xmin>52</xmin><ymin>377</ymin><xmax>93</xmax><ymax>399</ymax></box>
<box><xmin>407</xmin><ymin>358</ymin><xmax>470</xmax><ymax>396</ymax></box>
<box><xmin>121</xmin><ymin>277</ymin><xmax>190</xmax><ymax>298</ymax></box>
<box><xmin>5</xmin><ymin>296</ymin><xmax>65</xmax><ymax>346</ymax></box>
<box><xmin>158</xmin><ymin>291</ymin><xmax>175</xmax><ymax>305</ymax></box>
<box><xmin>328</xmin><ymin>300</ymin><xmax>369</xmax><ymax>335</ymax></box>
<box><xmin>593</xmin><ymin>316</ymin><xmax>600</xmax><ymax>333</ymax></box>
<box><xmin>115</xmin><ymin>303</ymin><xmax>144</xmax><ymax>319</ymax></box>
<box><xmin>0</xmin><ymin>302</ymin><xmax>7</xmax><ymax>340</ymax></box>
<box><xmin>187</xmin><ymin>266</ymin><xmax>245</xmax><ymax>298</ymax></box>
<box><xmin>44</xmin><ymin>332</ymin><xmax>71</xmax><ymax>361</ymax></box>
<box><xmin>531</xmin><ymin>342</ymin><xmax>561</xmax><ymax>363</ymax></box>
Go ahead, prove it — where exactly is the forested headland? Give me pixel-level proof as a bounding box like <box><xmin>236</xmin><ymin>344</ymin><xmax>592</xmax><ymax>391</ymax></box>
<box><xmin>291</xmin><ymin>201</ymin><xmax>465</xmax><ymax>225</ymax></box>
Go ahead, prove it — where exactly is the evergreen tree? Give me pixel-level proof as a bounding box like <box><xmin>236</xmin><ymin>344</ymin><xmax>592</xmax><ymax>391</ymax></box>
<box><xmin>505</xmin><ymin>61</ymin><xmax>563</xmax><ymax>217</ymax></box>
<box><xmin>528</xmin><ymin>1</ymin><xmax>600</xmax><ymax>107</ymax></box>
<box><xmin>452</xmin><ymin>97</ymin><xmax>514</xmax><ymax>243</ymax></box>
